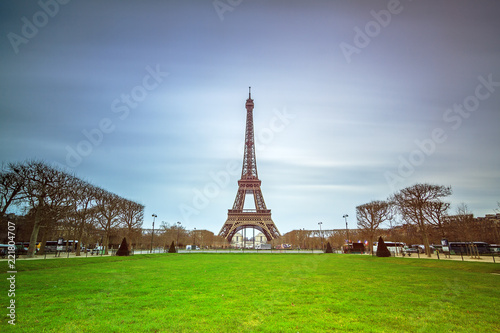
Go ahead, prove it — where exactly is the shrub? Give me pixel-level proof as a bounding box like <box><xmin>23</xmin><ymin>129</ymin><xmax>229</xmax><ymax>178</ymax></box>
<box><xmin>116</xmin><ymin>237</ymin><xmax>130</xmax><ymax>256</ymax></box>
<box><xmin>168</xmin><ymin>240</ymin><xmax>177</xmax><ymax>253</ymax></box>
<box><xmin>325</xmin><ymin>242</ymin><xmax>333</xmax><ymax>253</ymax></box>
<box><xmin>376</xmin><ymin>236</ymin><xmax>391</xmax><ymax>257</ymax></box>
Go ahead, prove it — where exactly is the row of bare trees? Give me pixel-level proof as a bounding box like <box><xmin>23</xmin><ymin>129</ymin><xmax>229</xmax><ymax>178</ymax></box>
<box><xmin>357</xmin><ymin>183</ymin><xmax>499</xmax><ymax>257</ymax></box>
<box><xmin>138</xmin><ymin>223</ymin><xmax>229</xmax><ymax>250</ymax></box>
<box><xmin>1</xmin><ymin>160</ymin><xmax>144</xmax><ymax>257</ymax></box>
<box><xmin>155</xmin><ymin>222</ymin><xmax>190</xmax><ymax>248</ymax></box>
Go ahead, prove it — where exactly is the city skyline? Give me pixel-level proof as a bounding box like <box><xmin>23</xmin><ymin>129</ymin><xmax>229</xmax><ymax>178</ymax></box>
<box><xmin>1</xmin><ymin>1</ymin><xmax>499</xmax><ymax>234</ymax></box>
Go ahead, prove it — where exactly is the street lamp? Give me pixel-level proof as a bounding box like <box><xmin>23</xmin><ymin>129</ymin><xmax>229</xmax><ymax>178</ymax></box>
<box><xmin>176</xmin><ymin>221</ymin><xmax>181</xmax><ymax>248</ymax></box>
<box><xmin>150</xmin><ymin>214</ymin><xmax>157</xmax><ymax>253</ymax></box>
<box><xmin>302</xmin><ymin>228</ymin><xmax>306</xmax><ymax>250</ymax></box>
<box><xmin>343</xmin><ymin>214</ymin><xmax>349</xmax><ymax>246</ymax></box>
<box><xmin>193</xmin><ymin>228</ymin><xmax>196</xmax><ymax>248</ymax></box>
<box><xmin>318</xmin><ymin>222</ymin><xmax>323</xmax><ymax>250</ymax></box>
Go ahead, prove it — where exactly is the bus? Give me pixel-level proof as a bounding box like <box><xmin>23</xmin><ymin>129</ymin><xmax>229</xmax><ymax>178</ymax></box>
<box><xmin>448</xmin><ymin>242</ymin><xmax>490</xmax><ymax>255</ymax></box>
<box><xmin>37</xmin><ymin>240</ymin><xmax>79</xmax><ymax>252</ymax></box>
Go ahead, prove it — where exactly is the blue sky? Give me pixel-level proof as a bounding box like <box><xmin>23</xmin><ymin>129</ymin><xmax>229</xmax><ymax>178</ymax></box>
<box><xmin>1</xmin><ymin>0</ymin><xmax>499</xmax><ymax>234</ymax></box>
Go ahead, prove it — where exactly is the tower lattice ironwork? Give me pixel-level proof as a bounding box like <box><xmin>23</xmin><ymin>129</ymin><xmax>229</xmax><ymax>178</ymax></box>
<box><xmin>218</xmin><ymin>88</ymin><xmax>280</xmax><ymax>243</ymax></box>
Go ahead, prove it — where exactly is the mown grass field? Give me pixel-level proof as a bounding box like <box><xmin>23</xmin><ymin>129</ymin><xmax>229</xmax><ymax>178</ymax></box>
<box><xmin>1</xmin><ymin>253</ymin><xmax>499</xmax><ymax>332</ymax></box>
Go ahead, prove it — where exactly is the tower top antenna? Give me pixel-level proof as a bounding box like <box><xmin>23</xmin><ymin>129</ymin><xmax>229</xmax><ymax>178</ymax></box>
<box><xmin>249</xmin><ymin>86</ymin><xmax>251</xmax><ymax>98</ymax></box>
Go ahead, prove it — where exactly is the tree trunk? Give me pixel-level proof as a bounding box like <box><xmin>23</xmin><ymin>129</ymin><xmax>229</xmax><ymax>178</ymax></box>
<box><xmin>369</xmin><ymin>235</ymin><xmax>374</xmax><ymax>255</ymax></box>
<box><xmin>418</xmin><ymin>208</ymin><xmax>432</xmax><ymax>257</ymax></box>
<box><xmin>27</xmin><ymin>199</ymin><xmax>47</xmax><ymax>258</ymax></box>
<box><xmin>128</xmin><ymin>227</ymin><xmax>133</xmax><ymax>251</ymax></box>
<box><xmin>440</xmin><ymin>223</ymin><xmax>446</xmax><ymax>239</ymax></box>
<box><xmin>75</xmin><ymin>222</ymin><xmax>84</xmax><ymax>256</ymax></box>
<box><xmin>75</xmin><ymin>241</ymin><xmax>81</xmax><ymax>256</ymax></box>
<box><xmin>27</xmin><ymin>215</ymin><xmax>42</xmax><ymax>258</ymax></box>
<box><xmin>38</xmin><ymin>228</ymin><xmax>48</xmax><ymax>255</ymax></box>
<box><xmin>422</xmin><ymin>227</ymin><xmax>431</xmax><ymax>257</ymax></box>
<box><xmin>104</xmin><ymin>234</ymin><xmax>110</xmax><ymax>255</ymax></box>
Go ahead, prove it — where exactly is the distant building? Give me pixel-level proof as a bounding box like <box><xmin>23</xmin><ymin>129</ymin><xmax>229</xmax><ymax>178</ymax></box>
<box><xmin>476</xmin><ymin>213</ymin><xmax>500</xmax><ymax>223</ymax></box>
<box><xmin>230</xmin><ymin>231</ymin><xmax>268</xmax><ymax>248</ymax></box>
<box><xmin>440</xmin><ymin>213</ymin><xmax>499</xmax><ymax>244</ymax></box>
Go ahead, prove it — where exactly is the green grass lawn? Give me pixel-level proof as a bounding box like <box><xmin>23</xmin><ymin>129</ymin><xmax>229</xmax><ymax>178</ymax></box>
<box><xmin>2</xmin><ymin>253</ymin><xmax>499</xmax><ymax>332</ymax></box>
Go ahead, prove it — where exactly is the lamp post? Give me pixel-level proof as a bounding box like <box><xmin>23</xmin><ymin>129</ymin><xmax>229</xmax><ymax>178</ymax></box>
<box><xmin>176</xmin><ymin>221</ymin><xmax>181</xmax><ymax>249</ymax></box>
<box><xmin>302</xmin><ymin>228</ymin><xmax>306</xmax><ymax>250</ymax></box>
<box><xmin>150</xmin><ymin>214</ymin><xmax>157</xmax><ymax>253</ymax></box>
<box><xmin>193</xmin><ymin>228</ymin><xmax>196</xmax><ymax>248</ymax></box>
<box><xmin>318</xmin><ymin>222</ymin><xmax>323</xmax><ymax>251</ymax></box>
<box><xmin>343</xmin><ymin>214</ymin><xmax>349</xmax><ymax>246</ymax></box>
<box><xmin>161</xmin><ymin>221</ymin><xmax>166</xmax><ymax>252</ymax></box>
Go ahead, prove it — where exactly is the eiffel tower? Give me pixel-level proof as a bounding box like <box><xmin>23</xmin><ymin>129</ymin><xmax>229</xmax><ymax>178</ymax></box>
<box><xmin>218</xmin><ymin>88</ymin><xmax>281</xmax><ymax>243</ymax></box>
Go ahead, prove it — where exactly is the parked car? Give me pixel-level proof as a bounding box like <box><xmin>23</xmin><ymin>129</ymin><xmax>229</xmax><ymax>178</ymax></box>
<box><xmin>91</xmin><ymin>246</ymin><xmax>104</xmax><ymax>255</ymax></box>
<box><xmin>411</xmin><ymin>245</ymin><xmax>425</xmax><ymax>253</ymax></box>
<box><xmin>403</xmin><ymin>247</ymin><xmax>418</xmax><ymax>256</ymax></box>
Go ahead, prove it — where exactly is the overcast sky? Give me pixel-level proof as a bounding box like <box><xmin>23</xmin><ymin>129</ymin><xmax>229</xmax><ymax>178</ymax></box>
<box><xmin>1</xmin><ymin>1</ymin><xmax>499</xmax><ymax>234</ymax></box>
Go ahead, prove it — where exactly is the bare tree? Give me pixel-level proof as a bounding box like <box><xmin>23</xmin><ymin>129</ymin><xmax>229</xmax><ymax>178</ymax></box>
<box><xmin>85</xmin><ymin>205</ymin><xmax>103</xmax><ymax>247</ymax></box>
<box><xmin>95</xmin><ymin>189</ymin><xmax>122</xmax><ymax>254</ymax></box>
<box><xmin>424</xmin><ymin>200</ymin><xmax>450</xmax><ymax>239</ymax></box>
<box><xmin>0</xmin><ymin>168</ymin><xmax>26</xmax><ymax>219</ymax></box>
<box><xmin>391</xmin><ymin>183</ymin><xmax>452</xmax><ymax>257</ymax></box>
<box><xmin>326</xmin><ymin>230</ymin><xmax>346</xmax><ymax>249</ymax></box>
<box><xmin>356</xmin><ymin>200</ymin><xmax>393</xmax><ymax>254</ymax></box>
<box><xmin>69</xmin><ymin>180</ymin><xmax>99</xmax><ymax>256</ymax></box>
<box><xmin>10</xmin><ymin>160</ymin><xmax>75</xmax><ymax>258</ymax></box>
<box><xmin>197</xmin><ymin>230</ymin><xmax>215</xmax><ymax>249</ymax></box>
<box><xmin>120</xmin><ymin>199</ymin><xmax>144</xmax><ymax>248</ymax></box>
<box><xmin>2</xmin><ymin>159</ymin><xmax>146</xmax><ymax>256</ymax></box>
<box><xmin>157</xmin><ymin>222</ymin><xmax>175</xmax><ymax>248</ymax></box>
<box><xmin>452</xmin><ymin>203</ymin><xmax>475</xmax><ymax>241</ymax></box>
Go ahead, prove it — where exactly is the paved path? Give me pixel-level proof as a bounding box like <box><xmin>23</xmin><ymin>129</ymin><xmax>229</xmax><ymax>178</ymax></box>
<box><xmin>394</xmin><ymin>252</ymin><xmax>499</xmax><ymax>263</ymax></box>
